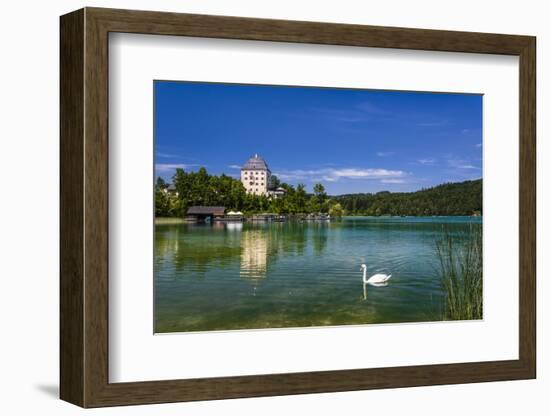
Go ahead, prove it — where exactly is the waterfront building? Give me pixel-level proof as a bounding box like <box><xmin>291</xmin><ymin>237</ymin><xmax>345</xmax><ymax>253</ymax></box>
<box><xmin>185</xmin><ymin>206</ymin><xmax>225</xmax><ymax>222</ymax></box>
<box><xmin>241</xmin><ymin>154</ymin><xmax>271</xmax><ymax>196</ymax></box>
<box><xmin>164</xmin><ymin>184</ymin><xmax>179</xmax><ymax>196</ymax></box>
<box><xmin>240</xmin><ymin>154</ymin><xmax>287</xmax><ymax>199</ymax></box>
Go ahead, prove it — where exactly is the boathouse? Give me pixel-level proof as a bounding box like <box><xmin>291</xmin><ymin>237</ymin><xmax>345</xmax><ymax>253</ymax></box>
<box><xmin>186</xmin><ymin>206</ymin><xmax>225</xmax><ymax>222</ymax></box>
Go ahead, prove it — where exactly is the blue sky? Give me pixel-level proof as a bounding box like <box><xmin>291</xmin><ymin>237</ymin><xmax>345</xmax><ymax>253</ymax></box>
<box><xmin>155</xmin><ymin>81</ymin><xmax>482</xmax><ymax>195</ymax></box>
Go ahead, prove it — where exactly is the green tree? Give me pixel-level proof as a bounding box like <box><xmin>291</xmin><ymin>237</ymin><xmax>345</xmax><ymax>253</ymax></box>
<box><xmin>313</xmin><ymin>183</ymin><xmax>326</xmax><ymax>199</ymax></box>
<box><xmin>158</xmin><ymin>168</ymin><xmax>482</xmax><ymax>219</ymax></box>
<box><xmin>328</xmin><ymin>202</ymin><xmax>345</xmax><ymax>217</ymax></box>
<box><xmin>306</xmin><ymin>196</ymin><xmax>320</xmax><ymax>214</ymax></box>
<box><xmin>155</xmin><ymin>186</ymin><xmax>171</xmax><ymax>217</ymax></box>
<box><xmin>333</xmin><ymin>179</ymin><xmax>482</xmax><ymax>217</ymax></box>
<box><xmin>295</xmin><ymin>184</ymin><xmax>307</xmax><ymax>213</ymax></box>
<box><xmin>313</xmin><ymin>183</ymin><xmax>327</xmax><ymax>212</ymax></box>
<box><xmin>156</xmin><ymin>177</ymin><xmax>167</xmax><ymax>189</ymax></box>
<box><xmin>270</xmin><ymin>175</ymin><xmax>281</xmax><ymax>189</ymax></box>
<box><xmin>155</xmin><ymin>176</ymin><xmax>182</xmax><ymax>217</ymax></box>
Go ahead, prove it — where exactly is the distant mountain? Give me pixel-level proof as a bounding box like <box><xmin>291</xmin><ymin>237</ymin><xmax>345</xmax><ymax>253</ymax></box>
<box><xmin>333</xmin><ymin>179</ymin><xmax>482</xmax><ymax>216</ymax></box>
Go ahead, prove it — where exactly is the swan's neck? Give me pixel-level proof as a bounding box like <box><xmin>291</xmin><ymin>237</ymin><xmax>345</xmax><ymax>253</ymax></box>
<box><xmin>362</xmin><ymin>267</ymin><xmax>367</xmax><ymax>283</ymax></box>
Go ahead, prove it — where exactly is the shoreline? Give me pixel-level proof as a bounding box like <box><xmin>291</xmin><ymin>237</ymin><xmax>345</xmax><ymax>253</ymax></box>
<box><xmin>155</xmin><ymin>214</ymin><xmax>483</xmax><ymax>224</ymax></box>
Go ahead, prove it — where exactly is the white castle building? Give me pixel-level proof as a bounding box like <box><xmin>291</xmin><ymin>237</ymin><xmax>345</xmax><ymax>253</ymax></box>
<box><xmin>240</xmin><ymin>154</ymin><xmax>287</xmax><ymax>198</ymax></box>
<box><xmin>241</xmin><ymin>154</ymin><xmax>271</xmax><ymax>196</ymax></box>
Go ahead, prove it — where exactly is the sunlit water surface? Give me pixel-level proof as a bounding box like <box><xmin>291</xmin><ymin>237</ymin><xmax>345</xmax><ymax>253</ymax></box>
<box><xmin>155</xmin><ymin>216</ymin><xmax>481</xmax><ymax>333</ymax></box>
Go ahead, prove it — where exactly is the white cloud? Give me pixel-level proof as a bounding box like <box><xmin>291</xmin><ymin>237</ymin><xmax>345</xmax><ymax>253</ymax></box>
<box><xmin>156</xmin><ymin>152</ymin><xmax>178</xmax><ymax>158</ymax></box>
<box><xmin>475</xmin><ymin>143</ymin><xmax>482</xmax><ymax>148</ymax></box>
<box><xmin>417</xmin><ymin>120</ymin><xmax>447</xmax><ymax>127</ymax></box>
<box><xmin>356</xmin><ymin>101</ymin><xmax>387</xmax><ymax>115</ymax></box>
<box><xmin>308</xmin><ymin>100</ymin><xmax>387</xmax><ymax>124</ymax></box>
<box><xmin>274</xmin><ymin>167</ymin><xmax>406</xmax><ymax>183</ymax></box>
<box><xmin>155</xmin><ymin>163</ymin><xmax>198</xmax><ymax>173</ymax></box>
<box><xmin>380</xmin><ymin>179</ymin><xmax>406</xmax><ymax>184</ymax></box>
<box><xmin>447</xmin><ymin>159</ymin><xmax>480</xmax><ymax>170</ymax></box>
<box><xmin>376</xmin><ymin>151</ymin><xmax>394</xmax><ymax>157</ymax></box>
<box><xmin>332</xmin><ymin>168</ymin><xmax>405</xmax><ymax>179</ymax></box>
<box><xmin>418</xmin><ymin>158</ymin><xmax>436</xmax><ymax>165</ymax></box>
<box><xmin>228</xmin><ymin>164</ymin><xmax>242</xmax><ymax>169</ymax></box>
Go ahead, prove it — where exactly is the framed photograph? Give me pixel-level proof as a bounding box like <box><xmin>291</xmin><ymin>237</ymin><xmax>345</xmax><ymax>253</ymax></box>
<box><xmin>60</xmin><ymin>7</ymin><xmax>536</xmax><ymax>407</ymax></box>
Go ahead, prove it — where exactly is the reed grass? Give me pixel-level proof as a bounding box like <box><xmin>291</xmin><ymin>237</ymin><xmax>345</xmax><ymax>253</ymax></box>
<box><xmin>435</xmin><ymin>224</ymin><xmax>483</xmax><ymax>320</ymax></box>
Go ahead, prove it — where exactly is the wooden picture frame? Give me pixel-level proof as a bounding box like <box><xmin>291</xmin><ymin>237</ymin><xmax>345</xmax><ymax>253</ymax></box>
<box><xmin>60</xmin><ymin>7</ymin><xmax>536</xmax><ymax>408</ymax></box>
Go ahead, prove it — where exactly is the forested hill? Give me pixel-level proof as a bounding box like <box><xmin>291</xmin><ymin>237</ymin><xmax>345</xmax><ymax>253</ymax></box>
<box><xmin>333</xmin><ymin>179</ymin><xmax>482</xmax><ymax>216</ymax></box>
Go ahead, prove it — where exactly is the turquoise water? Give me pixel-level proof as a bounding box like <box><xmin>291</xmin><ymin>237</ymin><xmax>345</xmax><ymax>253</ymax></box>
<box><xmin>155</xmin><ymin>216</ymin><xmax>482</xmax><ymax>333</ymax></box>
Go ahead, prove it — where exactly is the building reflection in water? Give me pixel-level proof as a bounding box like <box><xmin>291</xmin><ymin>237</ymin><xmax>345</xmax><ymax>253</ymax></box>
<box><xmin>240</xmin><ymin>228</ymin><xmax>268</xmax><ymax>282</ymax></box>
<box><xmin>225</xmin><ymin>222</ymin><xmax>243</xmax><ymax>232</ymax></box>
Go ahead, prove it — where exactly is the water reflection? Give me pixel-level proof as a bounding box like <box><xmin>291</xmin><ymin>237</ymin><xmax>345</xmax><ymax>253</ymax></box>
<box><xmin>311</xmin><ymin>223</ymin><xmax>329</xmax><ymax>256</ymax></box>
<box><xmin>155</xmin><ymin>222</ymin><xmax>241</xmax><ymax>276</ymax></box>
<box><xmin>155</xmin><ymin>216</ymin><xmax>482</xmax><ymax>332</ymax></box>
<box><xmin>362</xmin><ymin>281</ymin><xmax>390</xmax><ymax>301</ymax></box>
<box><xmin>240</xmin><ymin>229</ymin><xmax>268</xmax><ymax>281</ymax></box>
<box><xmin>227</xmin><ymin>221</ymin><xmax>326</xmax><ymax>283</ymax></box>
<box><xmin>226</xmin><ymin>222</ymin><xmax>243</xmax><ymax>232</ymax></box>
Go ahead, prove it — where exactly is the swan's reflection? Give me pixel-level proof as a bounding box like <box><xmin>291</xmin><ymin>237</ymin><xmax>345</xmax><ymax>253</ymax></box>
<box><xmin>362</xmin><ymin>281</ymin><xmax>389</xmax><ymax>301</ymax></box>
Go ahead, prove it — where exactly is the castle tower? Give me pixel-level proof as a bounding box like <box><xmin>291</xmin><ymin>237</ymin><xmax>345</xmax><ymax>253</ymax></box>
<box><xmin>241</xmin><ymin>154</ymin><xmax>271</xmax><ymax>196</ymax></box>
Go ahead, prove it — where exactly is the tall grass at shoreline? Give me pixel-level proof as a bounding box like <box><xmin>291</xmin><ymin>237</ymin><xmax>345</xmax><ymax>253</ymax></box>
<box><xmin>435</xmin><ymin>224</ymin><xmax>483</xmax><ymax>320</ymax></box>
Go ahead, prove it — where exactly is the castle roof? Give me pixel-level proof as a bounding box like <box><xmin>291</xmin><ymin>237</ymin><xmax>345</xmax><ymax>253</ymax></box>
<box><xmin>242</xmin><ymin>154</ymin><xmax>270</xmax><ymax>171</ymax></box>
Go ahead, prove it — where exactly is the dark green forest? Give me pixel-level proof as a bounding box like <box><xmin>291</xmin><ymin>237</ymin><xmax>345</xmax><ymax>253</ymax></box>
<box><xmin>156</xmin><ymin>167</ymin><xmax>482</xmax><ymax>217</ymax></box>
<box><xmin>333</xmin><ymin>179</ymin><xmax>482</xmax><ymax>216</ymax></box>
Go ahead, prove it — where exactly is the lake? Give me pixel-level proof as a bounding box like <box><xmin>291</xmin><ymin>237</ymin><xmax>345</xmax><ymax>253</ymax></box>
<box><xmin>155</xmin><ymin>216</ymin><xmax>482</xmax><ymax>333</ymax></box>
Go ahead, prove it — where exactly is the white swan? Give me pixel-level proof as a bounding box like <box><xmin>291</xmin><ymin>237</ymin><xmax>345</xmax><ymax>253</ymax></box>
<box><xmin>360</xmin><ymin>264</ymin><xmax>391</xmax><ymax>285</ymax></box>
